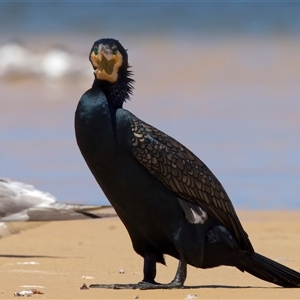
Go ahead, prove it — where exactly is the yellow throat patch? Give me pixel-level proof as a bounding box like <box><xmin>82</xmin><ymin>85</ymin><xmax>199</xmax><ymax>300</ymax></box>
<box><xmin>90</xmin><ymin>46</ymin><xmax>123</xmax><ymax>83</ymax></box>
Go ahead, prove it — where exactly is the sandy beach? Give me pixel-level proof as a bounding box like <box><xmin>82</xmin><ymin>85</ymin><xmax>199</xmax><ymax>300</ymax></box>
<box><xmin>1</xmin><ymin>3</ymin><xmax>300</xmax><ymax>299</ymax></box>
<box><xmin>0</xmin><ymin>210</ymin><xmax>299</xmax><ymax>299</ymax></box>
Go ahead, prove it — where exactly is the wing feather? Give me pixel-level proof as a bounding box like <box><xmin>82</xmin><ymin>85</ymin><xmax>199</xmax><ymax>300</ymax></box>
<box><xmin>129</xmin><ymin>114</ymin><xmax>254</xmax><ymax>253</ymax></box>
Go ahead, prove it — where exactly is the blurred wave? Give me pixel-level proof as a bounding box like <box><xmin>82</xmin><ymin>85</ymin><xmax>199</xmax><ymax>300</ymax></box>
<box><xmin>0</xmin><ymin>42</ymin><xmax>90</xmax><ymax>83</ymax></box>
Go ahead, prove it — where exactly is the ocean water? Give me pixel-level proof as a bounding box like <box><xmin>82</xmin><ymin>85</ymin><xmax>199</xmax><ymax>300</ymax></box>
<box><xmin>0</xmin><ymin>3</ymin><xmax>300</xmax><ymax>209</ymax></box>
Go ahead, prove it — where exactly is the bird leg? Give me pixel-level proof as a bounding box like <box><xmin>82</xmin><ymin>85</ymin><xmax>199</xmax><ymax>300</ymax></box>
<box><xmin>139</xmin><ymin>252</ymin><xmax>187</xmax><ymax>289</ymax></box>
<box><xmin>89</xmin><ymin>252</ymin><xmax>187</xmax><ymax>290</ymax></box>
<box><xmin>142</xmin><ymin>252</ymin><xmax>157</xmax><ymax>283</ymax></box>
<box><xmin>89</xmin><ymin>253</ymin><xmax>157</xmax><ymax>290</ymax></box>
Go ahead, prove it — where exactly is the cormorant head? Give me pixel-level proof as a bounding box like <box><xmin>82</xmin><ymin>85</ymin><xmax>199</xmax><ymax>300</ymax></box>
<box><xmin>89</xmin><ymin>38</ymin><xmax>128</xmax><ymax>84</ymax></box>
<box><xmin>89</xmin><ymin>38</ymin><xmax>134</xmax><ymax>106</ymax></box>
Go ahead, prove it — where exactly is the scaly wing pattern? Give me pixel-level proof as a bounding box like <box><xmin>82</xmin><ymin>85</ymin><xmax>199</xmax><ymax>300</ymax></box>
<box><xmin>129</xmin><ymin>114</ymin><xmax>253</xmax><ymax>253</ymax></box>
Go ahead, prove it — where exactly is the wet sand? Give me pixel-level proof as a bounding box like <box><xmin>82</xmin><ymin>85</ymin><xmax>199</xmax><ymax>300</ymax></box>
<box><xmin>0</xmin><ymin>210</ymin><xmax>299</xmax><ymax>299</ymax></box>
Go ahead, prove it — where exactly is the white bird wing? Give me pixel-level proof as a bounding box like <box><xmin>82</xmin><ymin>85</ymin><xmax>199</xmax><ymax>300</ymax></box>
<box><xmin>0</xmin><ymin>178</ymin><xmax>115</xmax><ymax>222</ymax></box>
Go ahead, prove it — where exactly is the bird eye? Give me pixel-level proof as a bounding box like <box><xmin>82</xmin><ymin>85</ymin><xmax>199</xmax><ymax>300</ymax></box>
<box><xmin>93</xmin><ymin>47</ymin><xmax>99</xmax><ymax>55</ymax></box>
<box><xmin>112</xmin><ymin>46</ymin><xmax>118</xmax><ymax>55</ymax></box>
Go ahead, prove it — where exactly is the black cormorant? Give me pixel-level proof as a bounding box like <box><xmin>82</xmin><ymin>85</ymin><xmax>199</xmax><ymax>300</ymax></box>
<box><xmin>75</xmin><ymin>38</ymin><xmax>300</xmax><ymax>289</ymax></box>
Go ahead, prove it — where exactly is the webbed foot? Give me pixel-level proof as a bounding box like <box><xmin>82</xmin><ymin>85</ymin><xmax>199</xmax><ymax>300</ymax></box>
<box><xmin>89</xmin><ymin>280</ymin><xmax>183</xmax><ymax>290</ymax></box>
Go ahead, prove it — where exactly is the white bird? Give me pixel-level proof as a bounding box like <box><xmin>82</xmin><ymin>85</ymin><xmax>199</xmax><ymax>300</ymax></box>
<box><xmin>0</xmin><ymin>178</ymin><xmax>115</xmax><ymax>238</ymax></box>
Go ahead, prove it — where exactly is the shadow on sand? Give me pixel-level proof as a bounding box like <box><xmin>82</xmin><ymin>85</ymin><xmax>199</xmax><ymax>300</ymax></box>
<box><xmin>0</xmin><ymin>254</ymin><xmax>81</xmax><ymax>259</ymax></box>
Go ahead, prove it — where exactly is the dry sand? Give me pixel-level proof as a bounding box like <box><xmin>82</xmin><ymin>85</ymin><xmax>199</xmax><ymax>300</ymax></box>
<box><xmin>0</xmin><ymin>210</ymin><xmax>300</xmax><ymax>299</ymax></box>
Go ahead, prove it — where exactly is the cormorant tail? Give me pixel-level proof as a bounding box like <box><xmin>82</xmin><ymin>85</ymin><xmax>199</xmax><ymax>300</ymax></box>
<box><xmin>239</xmin><ymin>252</ymin><xmax>300</xmax><ymax>288</ymax></box>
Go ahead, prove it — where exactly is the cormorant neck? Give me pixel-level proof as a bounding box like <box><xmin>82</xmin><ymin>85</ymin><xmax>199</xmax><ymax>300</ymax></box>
<box><xmin>92</xmin><ymin>79</ymin><xmax>124</xmax><ymax>109</ymax></box>
<box><xmin>91</xmin><ymin>68</ymin><xmax>134</xmax><ymax>109</ymax></box>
